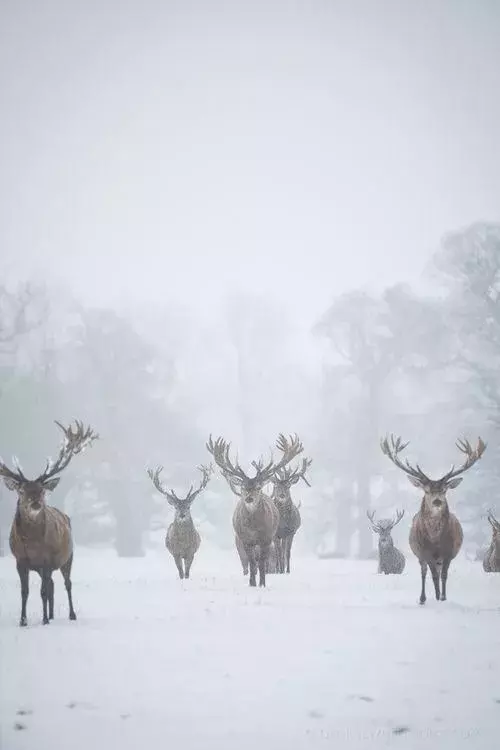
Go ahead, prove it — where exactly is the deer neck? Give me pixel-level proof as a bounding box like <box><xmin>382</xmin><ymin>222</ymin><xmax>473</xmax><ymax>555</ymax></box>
<box><xmin>420</xmin><ymin>497</ymin><xmax>450</xmax><ymax>539</ymax></box>
<box><xmin>175</xmin><ymin>513</ymin><xmax>194</xmax><ymax>529</ymax></box>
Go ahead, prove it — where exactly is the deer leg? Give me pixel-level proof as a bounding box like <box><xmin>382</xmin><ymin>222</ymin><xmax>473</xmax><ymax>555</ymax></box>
<box><xmin>247</xmin><ymin>546</ymin><xmax>257</xmax><ymax>587</ymax></box>
<box><xmin>173</xmin><ymin>555</ymin><xmax>184</xmax><ymax>579</ymax></box>
<box><xmin>440</xmin><ymin>559</ymin><xmax>451</xmax><ymax>601</ymax></box>
<box><xmin>48</xmin><ymin>577</ymin><xmax>55</xmax><ymax>620</ymax></box>
<box><xmin>40</xmin><ymin>568</ymin><xmax>52</xmax><ymax>625</ymax></box>
<box><xmin>419</xmin><ymin>561</ymin><xmax>428</xmax><ymax>605</ymax></box>
<box><xmin>184</xmin><ymin>555</ymin><xmax>194</xmax><ymax>579</ymax></box>
<box><xmin>258</xmin><ymin>544</ymin><xmax>270</xmax><ymax>587</ymax></box>
<box><xmin>285</xmin><ymin>534</ymin><xmax>294</xmax><ymax>574</ymax></box>
<box><xmin>277</xmin><ymin>539</ymin><xmax>284</xmax><ymax>574</ymax></box>
<box><xmin>61</xmin><ymin>555</ymin><xmax>77</xmax><ymax>621</ymax></box>
<box><xmin>17</xmin><ymin>562</ymin><xmax>29</xmax><ymax>627</ymax></box>
<box><xmin>430</xmin><ymin>563</ymin><xmax>441</xmax><ymax>600</ymax></box>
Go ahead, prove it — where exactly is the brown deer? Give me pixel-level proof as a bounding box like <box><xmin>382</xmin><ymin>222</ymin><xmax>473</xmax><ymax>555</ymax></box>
<box><xmin>147</xmin><ymin>464</ymin><xmax>212</xmax><ymax>579</ymax></box>
<box><xmin>483</xmin><ymin>509</ymin><xmax>500</xmax><ymax>573</ymax></box>
<box><xmin>0</xmin><ymin>420</ymin><xmax>98</xmax><ymax>626</ymax></box>
<box><xmin>270</xmin><ymin>453</ymin><xmax>312</xmax><ymax>574</ymax></box>
<box><xmin>207</xmin><ymin>433</ymin><xmax>304</xmax><ymax>587</ymax></box>
<box><xmin>366</xmin><ymin>509</ymin><xmax>406</xmax><ymax>574</ymax></box>
<box><xmin>381</xmin><ymin>434</ymin><xmax>486</xmax><ymax>604</ymax></box>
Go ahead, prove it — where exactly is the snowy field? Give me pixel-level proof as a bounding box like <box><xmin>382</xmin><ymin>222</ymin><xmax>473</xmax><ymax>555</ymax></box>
<box><xmin>1</xmin><ymin>546</ymin><xmax>499</xmax><ymax>750</ymax></box>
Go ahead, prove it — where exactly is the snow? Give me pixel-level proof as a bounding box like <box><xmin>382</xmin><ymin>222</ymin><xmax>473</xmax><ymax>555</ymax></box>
<box><xmin>1</xmin><ymin>546</ymin><xmax>499</xmax><ymax>749</ymax></box>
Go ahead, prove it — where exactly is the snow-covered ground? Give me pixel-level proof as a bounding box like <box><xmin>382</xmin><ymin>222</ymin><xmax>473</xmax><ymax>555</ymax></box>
<box><xmin>1</xmin><ymin>546</ymin><xmax>499</xmax><ymax>750</ymax></box>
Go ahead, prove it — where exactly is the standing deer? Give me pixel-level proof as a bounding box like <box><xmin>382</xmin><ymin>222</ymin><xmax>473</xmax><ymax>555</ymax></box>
<box><xmin>270</xmin><ymin>453</ymin><xmax>312</xmax><ymax>574</ymax></box>
<box><xmin>0</xmin><ymin>420</ymin><xmax>98</xmax><ymax>626</ymax></box>
<box><xmin>366</xmin><ymin>509</ymin><xmax>406</xmax><ymax>575</ymax></box>
<box><xmin>147</xmin><ymin>464</ymin><xmax>212</xmax><ymax>579</ymax></box>
<box><xmin>483</xmin><ymin>509</ymin><xmax>500</xmax><ymax>573</ymax></box>
<box><xmin>381</xmin><ymin>434</ymin><xmax>486</xmax><ymax>604</ymax></box>
<box><xmin>207</xmin><ymin>433</ymin><xmax>304</xmax><ymax>587</ymax></box>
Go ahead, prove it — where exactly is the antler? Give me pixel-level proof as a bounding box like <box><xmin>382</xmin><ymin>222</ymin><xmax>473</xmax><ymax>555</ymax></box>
<box><xmin>36</xmin><ymin>420</ymin><xmax>99</xmax><ymax>484</ymax></box>
<box><xmin>380</xmin><ymin>434</ymin><xmax>431</xmax><ymax>484</ymax></box>
<box><xmin>275</xmin><ymin>456</ymin><xmax>313</xmax><ymax>487</ymax></box>
<box><xmin>147</xmin><ymin>464</ymin><xmax>213</xmax><ymax>505</ymax></box>
<box><xmin>439</xmin><ymin>437</ymin><xmax>487</xmax><ymax>483</ymax></box>
<box><xmin>487</xmin><ymin>509</ymin><xmax>500</xmax><ymax>530</ymax></box>
<box><xmin>367</xmin><ymin>508</ymin><xmax>405</xmax><ymax>532</ymax></box>
<box><xmin>185</xmin><ymin>464</ymin><xmax>213</xmax><ymax>502</ymax></box>
<box><xmin>0</xmin><ymin>456</ymin><xmax>27</xmax><ymax>485</ymax></box>
<box><xmin>206</xmin><ymin>436</ymin><xmax>248</xmax><ymax>483</ymax></box>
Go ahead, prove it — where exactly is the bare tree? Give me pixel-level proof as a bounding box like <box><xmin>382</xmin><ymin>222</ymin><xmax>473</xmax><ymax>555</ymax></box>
<box><xmin>366</xmin><ymin>509</ymin><xmax>406</xmax><ymax>574</ymax></box>
<box><xmin>147</xmin><ymin>464</ymin><xmax>212</xmax><ymax>579</ymax></box>
<box><xmin>380</xmin><ymin>434</ymin><xmax>486</xmax><ymax>604</ymax></box>
<box><xmin>207</xmin><ymin>433</ymin><xmax>303</xmax><ymax>587</ymax></box>
<box><xmin>0</xmin><ymin>420</ymin><xmax>98</xmax><ymax>626</ymax></box>
<box><xmin>270</xmin><ymin>451</ymin><xmax>312</xmax><ymax>574</ymax></box>
<box><xmin>483</xmin><ymin>509</ymin><xmax>500</xmax><ymax>573</ymax></box>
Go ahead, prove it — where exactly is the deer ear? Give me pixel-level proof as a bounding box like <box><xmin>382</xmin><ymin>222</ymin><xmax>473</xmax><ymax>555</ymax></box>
<box><xmin>407</xmin><ymin>475</ymin><xmax>424</xmax><ymax>488</ymax></box>
<box><xmin>3</xmin><ymin>476</ymin><xmax>20</xmax><ymax>492</ymax></box>
<box><xmin>43</xmin><ymin>477</ymin><xmax>61</xmax><ymax>492</ymax></box>
<box><xmin>446</xmin><ymin>477</ymin><xmax>463</xmax><ymax>489</ymax></box>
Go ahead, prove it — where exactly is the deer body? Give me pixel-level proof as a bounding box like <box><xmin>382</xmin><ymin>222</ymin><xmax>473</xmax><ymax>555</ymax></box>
<box><xmin>367</xmin><ymin>510</ymin><xmax>406</xmax><ymax>575</ymax></box>
<box><xmin>270</xmin><ymin>454</ymin><xmax>311</xmax><ymax>574</ymax></box>
<box><xmin>380</xmin><ymin>434</ymin><xmax>485</xmax><ymax>604</ymax></box>
<box><xmin>207</xmin><ymin>433</ymin><xmax>304</xmax><ymax>587</ymax></box>
<box><xmin>148</xmin><ymin>463</ymin><xmax>212</xmax><ymax>580</ymax></box>
<box><xmin>165</xmin><ymin>514</ymin><xmax>201</xmax><ymax>579</ymax></box>
<box><xmin>1</xmin><ymin>420</ymin><xmax>98</xmax><ymax>626</ymax></box>
<box><xmin>483</xmin><ymin>510</ymin><xmax>500</xmax><ymax>573</ymax></box>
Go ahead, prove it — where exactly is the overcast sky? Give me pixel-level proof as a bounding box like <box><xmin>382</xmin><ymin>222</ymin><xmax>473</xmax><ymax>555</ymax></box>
<box><xmin>1</xmin><ymin>0</ymin><xmax>499</xmax><ymax>324</ymax></box>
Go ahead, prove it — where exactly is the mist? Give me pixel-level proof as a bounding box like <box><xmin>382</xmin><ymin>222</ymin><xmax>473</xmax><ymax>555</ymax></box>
<box><xmin>1</xmin><ymin>2</ymin><xmax>500</xmax><ymax>747</ymax></box>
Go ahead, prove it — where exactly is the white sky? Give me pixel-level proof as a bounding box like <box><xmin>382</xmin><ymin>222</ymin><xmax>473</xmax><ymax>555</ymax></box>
<box><xmin>1</xmin><ymin>0</ymin><xmax>499</xmax><ymax>325</ymax></box>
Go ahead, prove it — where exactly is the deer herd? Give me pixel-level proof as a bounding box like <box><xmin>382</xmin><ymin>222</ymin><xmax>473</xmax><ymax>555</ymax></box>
<box><xmin>0</xmin><ymin>419</ymin><xmax>499</xmax><ymax>627</ymax></box>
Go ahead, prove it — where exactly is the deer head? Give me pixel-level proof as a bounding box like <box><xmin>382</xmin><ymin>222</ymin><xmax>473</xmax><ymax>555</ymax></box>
<box><xmin>380</xmin><ymin>434</ymin><xmax>486</xmax><ymax>517</ymax></box>
<box><xmin>206</xmin><ymin>433</ymin><xmax>304</xmax><ymax>510</ymax></box>
<box><xmin>147</xmin><ymin>464</ymin><xmax>213</xmax><ymax>522</ymax></box>
<box><xmin>0</xmin><ymin>420</ymin><xmax>99</xmax><ymax>520</ymax></box>
<box><xmin>487</xmin><ymin>509</ymin><xmax>500</xmax><ymax>553</ymax></box>
<box><xmin>367</xmin><ymin>509</ymin><xmax>404</xmax><ymax>550</ymax></box>
<box><xmin>271</xmin><ymin>449</ymin><xmax>312</xmax><ymax>507</ymax></box>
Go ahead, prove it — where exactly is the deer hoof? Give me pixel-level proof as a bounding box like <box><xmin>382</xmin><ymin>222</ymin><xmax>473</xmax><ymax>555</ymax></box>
<box><xmin>43</xmin><ymin>617</ymin><xmax>50</xmax><ymax>625</ymax></box>
<box><xmin>19</xmin><ymin>618</ymin><xmax>27</xmax><ymax>627</ymax></box>
<box><xmin>440</xmin><ymin>594</ymin><xmax>446</xmax><ymax>601</ymax></box>
<box><xmin>69</xmin><ymin>612</ymin><xmax>77</xmax><ymax>621</ymax></box>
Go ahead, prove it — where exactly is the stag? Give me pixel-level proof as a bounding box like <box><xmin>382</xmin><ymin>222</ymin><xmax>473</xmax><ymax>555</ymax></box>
<box><xmin>147</xmin><ymin>464</ymin><xmax>212</xmax><ymax>579</ymax></box>
<box><xmin>381</xmin><ymin>434</ymin><xmax>486</xmax><ymax>604</ymax></box>
<box><xmin>483</xmin><ymin>509</ymin><xmax>500</xmax><ymax>573</ymax></box>
<box><xmin>270</xmin><ymin>453</ymin><xmax>311</xmax><ymax>574</ymax></box>
<box><xmin>0</xmin><ymin>420</ymin><xmax>98</xmax><ymax>626</ymax></box>
<box><xmin>366</xmin><ymin>509</ymin><xmax>406</xmax><ymax>575</ymax></box>
<box><xmin>207</xmin><ymin>433</ymin><xmax>304</xmax><ymax>587</ymax></box>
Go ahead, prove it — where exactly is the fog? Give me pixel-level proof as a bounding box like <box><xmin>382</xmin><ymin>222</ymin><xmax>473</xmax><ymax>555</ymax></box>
<box><xmin>1</xmin><ymin>1</ymin><xmax>500</xmax><ymax>554</ymax></box>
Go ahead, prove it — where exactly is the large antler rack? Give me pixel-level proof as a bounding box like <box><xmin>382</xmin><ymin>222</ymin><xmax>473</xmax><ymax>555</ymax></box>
<box><xmin>36</xmin><ymin>420</ymin><xmax>99</xmax><ymax>484</ymax></box>
<box><xmin>275</xmin><ymin>454</ymin><xmax>313</xmax><ymax>487</ymax></box>
<box><xmin>487</xmin><ymin>509</ymin><xmax>500</xmax><ymax>531</ymax></box>
<box><xmin>380</xmin><ymin>434</ymin><xmax>431</xmax><ymax>484</ymax></box>
<box><xmin>367</xmin><ymin>508</ymin><xmax>404</xmax><ymax>532</ymax></box>
<box><xmin>147</xmin><ymin>464</ymin><xmax>213</xmax><ymax>504</ymax></box>
<box><xmin>438</xmin><ymin>437</ymin><xmax>487</xmax><ymax>483</ymax></box>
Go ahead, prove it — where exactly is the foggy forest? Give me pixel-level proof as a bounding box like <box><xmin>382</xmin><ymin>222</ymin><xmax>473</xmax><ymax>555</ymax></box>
<box><xmin>1</xmin><ymin>2</ymin><xmax>500</xmax><ymax>749</ymax></box>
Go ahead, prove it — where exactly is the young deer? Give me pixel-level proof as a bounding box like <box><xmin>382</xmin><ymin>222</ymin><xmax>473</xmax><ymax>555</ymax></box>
<box><xmin>381</xmin><ymin>434</ymin><xmax>486</xmax><ymax>604</ymax></box>
<box><xmin>147</xmin><ymin>464</ymin><xmax>212</xmax><ymax>579</ymax></box>
<box><xmin>207</xmin><ymin>433</ymin><xmax>304</xmax><ymax>587</ymax></box>
<box><xmin>483</xmin><ymin>509</ymin><xmax>500</xmax><ymax>573</ymax></box>
<box><xmin>0</xmin><ymin>420</ymin><xmax>98</xmax><ymax>626</ymax></box>
<box><xmin>270</xmin><ymin>453</ymin><xmax>312</xmax><ymax>574</ymax></box>
<box><xmin>366</xmin><ymin>509</ymin><xmax>406</xmax><ymax>574</ymax></box>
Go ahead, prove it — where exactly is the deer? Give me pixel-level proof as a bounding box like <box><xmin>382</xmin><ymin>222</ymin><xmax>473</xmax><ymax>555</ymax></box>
<box><xmin>0</xmin><ymin>420</ymin><xmax>98</xmax><ymax>626</ymax></box>
<box><xmin>366</xmin><ymin>509</ymin><xmax>406</xmax><ymax>575</ymax></box>
<box><xmin>380</xmin><ymin>434</ymin><xmax>486</xmax><ymax>604</ymax></box>
<box><xmin>483</xmin><ymin>509</ymin><xmax>500</xmax><ymax>573</ymax></box>
<box><xmin>269</xmin><ymin>453</ymin><xmax>312</xmax><ymax>574</ymax></box>
<box><xmin>147</xmin><ymin>464</ymin><xmax>213</xmax><ymax>579</ymax></box>
<box><xmin>207</xmin><ymin>433</ymin><xmax>304</xmax><ymax>587</ymax></box>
